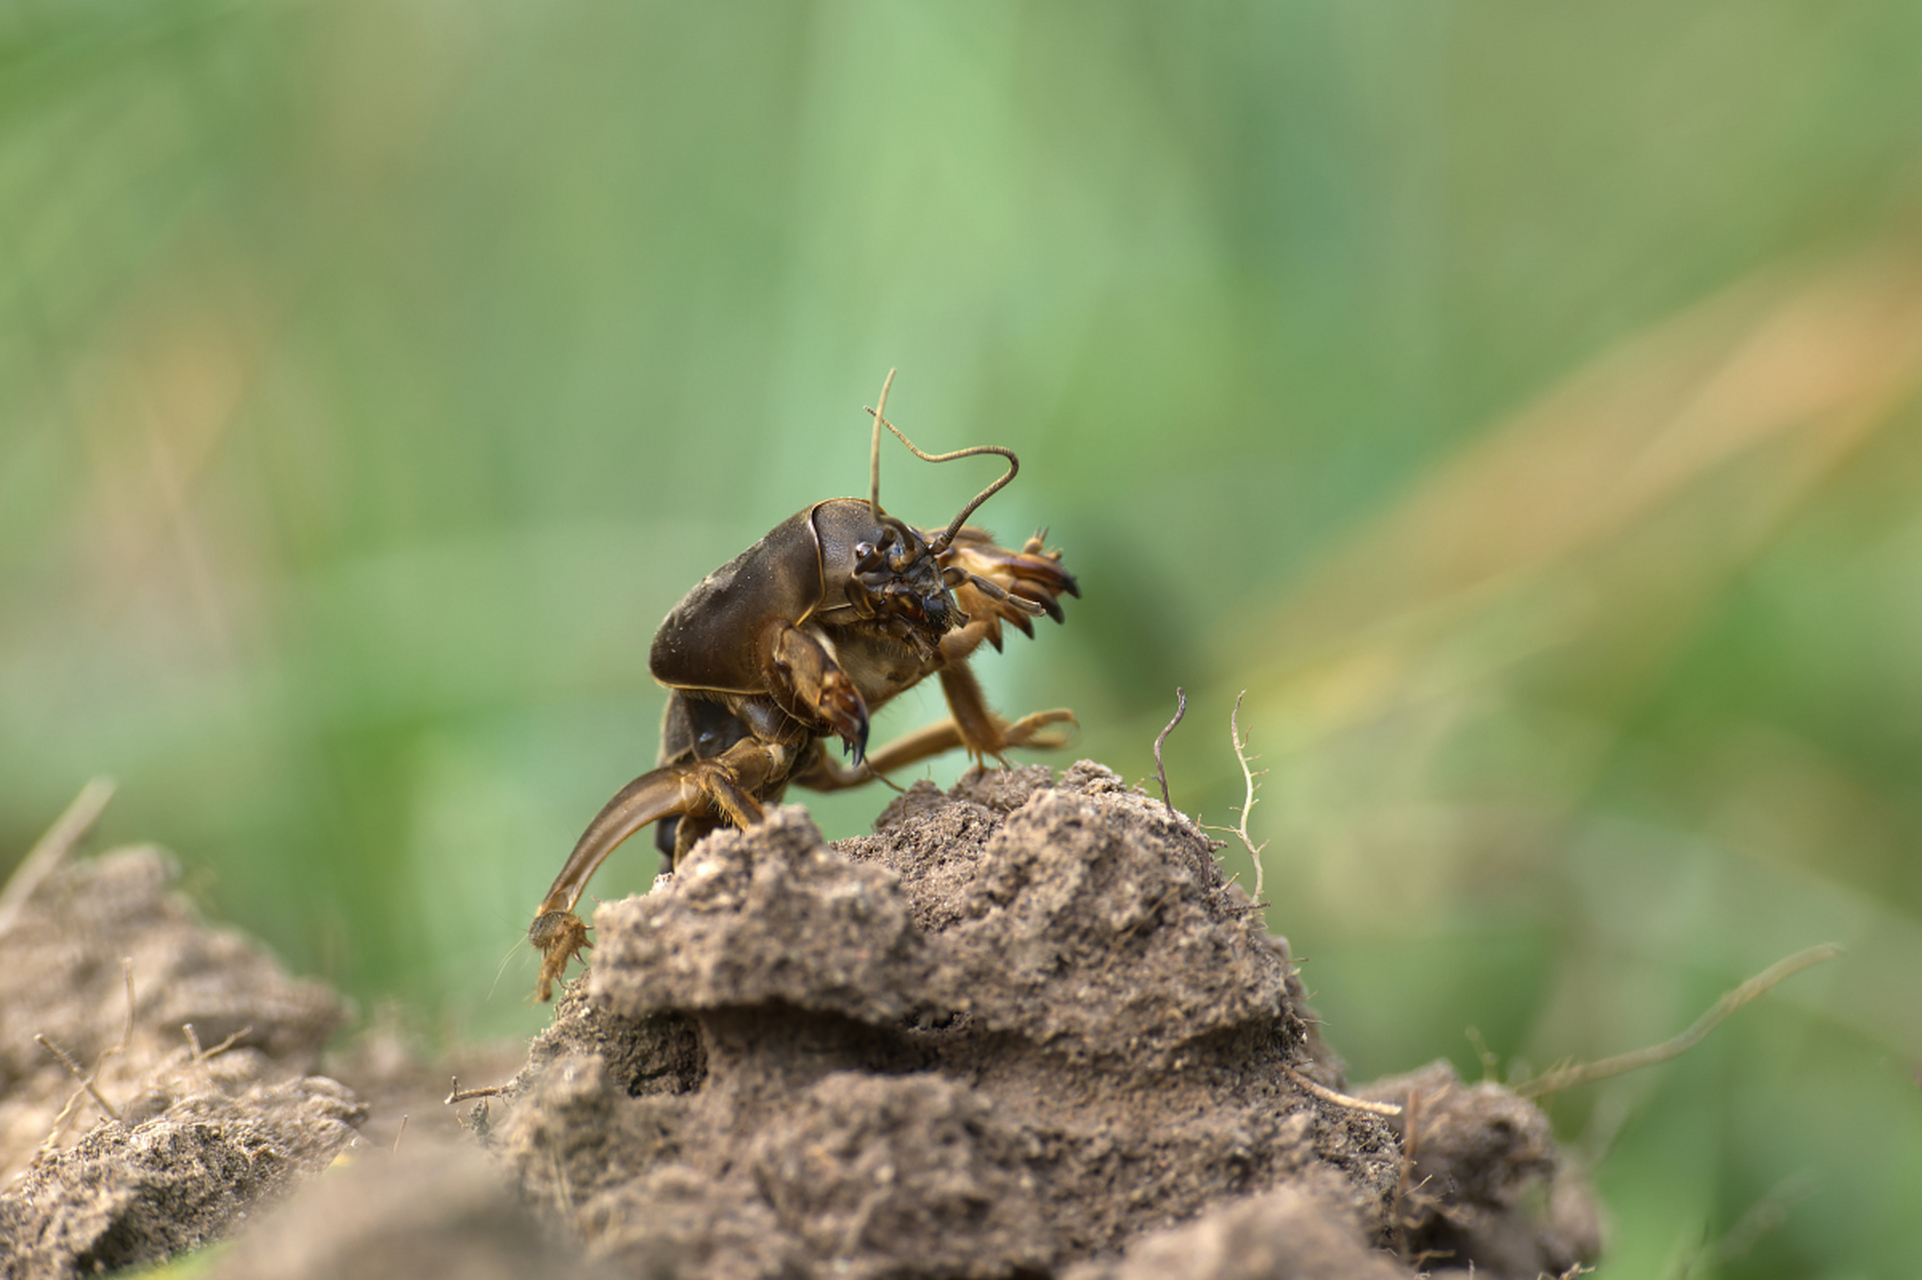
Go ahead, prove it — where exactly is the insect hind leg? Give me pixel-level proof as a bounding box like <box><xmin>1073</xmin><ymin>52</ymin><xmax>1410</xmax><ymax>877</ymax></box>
<box><xmin>529</xmin><ymin>738</ymin><xmax>786</xmax><ymax>1000</ymax></box>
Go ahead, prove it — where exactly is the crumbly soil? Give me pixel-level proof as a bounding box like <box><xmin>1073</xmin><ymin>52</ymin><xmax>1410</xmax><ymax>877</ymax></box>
<box><xmin>0</xmin><ymin>763</ymin><xmax>1600</xmax><ymax>1279</ymax></box>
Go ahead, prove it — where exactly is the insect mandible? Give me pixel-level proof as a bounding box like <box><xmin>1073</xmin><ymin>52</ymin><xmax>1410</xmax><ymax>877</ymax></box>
<box><xmin>528</xmin><ymin>371</ymin><xmax>1078</xmax><ymax>998</ymax></box>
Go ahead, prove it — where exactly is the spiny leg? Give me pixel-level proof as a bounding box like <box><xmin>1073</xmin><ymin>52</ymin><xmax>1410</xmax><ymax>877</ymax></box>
<box><xmin>943</xmin><ymin>526</ymin><xmax>1077</xmax><ymax>620</ymax></box>
<box><xmin>933</xmin><ymin>528</ymin><xmax>1077</xmax><ymax>659</ymax></box>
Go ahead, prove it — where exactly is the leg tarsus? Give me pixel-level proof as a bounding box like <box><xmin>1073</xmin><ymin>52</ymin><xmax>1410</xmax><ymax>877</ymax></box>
<box><xmin>996</xmin><ymin>707</ymin><xmax>1076</xmax><ymax>754</ymax></box>
<box><xmin>529</xmin><ymin>910</ymin><xmax>590</xmax><ymax>1003</ymax></box>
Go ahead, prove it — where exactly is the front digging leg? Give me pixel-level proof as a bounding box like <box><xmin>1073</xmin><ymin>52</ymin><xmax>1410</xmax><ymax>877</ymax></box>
<box><xmin>793</xmin><ymin>658</ymin><xmax>1074</xmax><ymax>795</ymax></box>
<box><xmin>769</xmin><ymin>623</ymin><xmax>872</xmax><ymax>761</ymax></box>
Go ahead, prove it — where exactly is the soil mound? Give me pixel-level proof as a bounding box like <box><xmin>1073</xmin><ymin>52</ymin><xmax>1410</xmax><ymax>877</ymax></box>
<box><xmin>478</xmin><ymin>762</ymin><xmax>1599</xmax><ymax>1278</ymax></box>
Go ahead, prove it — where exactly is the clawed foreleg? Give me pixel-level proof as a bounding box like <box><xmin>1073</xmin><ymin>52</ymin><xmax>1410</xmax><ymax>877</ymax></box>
<box><xmin>937</xmin><ymin>526</ymin><xmax>1078</xmax><ymax>657</ymax></box>
<box><xmin>795</xmin><ymin>706</ymin><xmax>1076</xmax><ymax>792</ymax></box>
<box><xmin>793</xmin><ymin>658</ymin><xmax>1074</xmax><ymax>793</ymax></box>
<box><xmin>770</xmin><ymin>624</ymin><xmax>872</xmax><ymax>761</ymax></box>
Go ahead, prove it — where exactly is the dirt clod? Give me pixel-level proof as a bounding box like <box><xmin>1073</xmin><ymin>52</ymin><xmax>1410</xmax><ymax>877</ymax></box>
<box><xmin>1062</xmin><ymin>1185</ymin><xmax>1410</xmax><ymax>1280</ymax></box>
<box><xmin>208</xmin><ymin>1140</ymin><xmax>622</xmax><ymax>1280</ymax></box>
<box><xmin>0</xmin><ymin>847</ymin><xmax>358</xmax><ymax>1280</ymax></box>
<box><xmin>1364</xmin><ymin>1060</ymin><xmax>1605</xmax><ymax>1278</ymax></box>
<box><xmin>1</xmin><ymin>1077</ymin><xmax>363</xmax><ymax>1279</ymax></box>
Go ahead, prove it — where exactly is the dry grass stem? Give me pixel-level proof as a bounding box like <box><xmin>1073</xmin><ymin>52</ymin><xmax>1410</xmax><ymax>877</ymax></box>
<box><xmin>1388</xmin><ymin>1083</ymin><xmax>1426</xmax><ymax>1253</ymax></box>
<box><xmin>1463</xmin><ymin>1025</ymin><xmax>1501</xmax><ymax>1082</ymax></box>
<box><xmin>34</xmin><ymin>957</ymin><xmax>136</xmax><ymax>1126</ymax></box>
<box><xmin>35</xmin><ymin>1090</ymin><xmax>88</xmax><ymax>1163</ymax></box>
<box><xmin>445</xmin><ymin>1076</ymin><xmax>509</xmax><ymax>1105</ymax></box>
<box><xmin>0</xmin><ymin>777</ymin><xmax>116</xmax><ymax>935</ymax></box>
<box><xmin>183</xmin><ymin>1022</ymin><xmax>252</xmax><ymax>1064</ymax></box>
<box><xmin>1152</xmin><ymin>686</ymin><xmax>1186</xmax><ymax>810</ymax></box>
<box><xmin>112</xmin><ymin>957</ymin><xmax>135</xmax><ymax>1057</ymax></box>
<box><xmin>36</xmin><ymin>1035</ymin><xmax>120</xmax><ymax>1123</ymax></box>
<box><xmin>1516</xmin><ymin>944</ymin><xmax>1841</xmax><ymax>1097</ymax></box>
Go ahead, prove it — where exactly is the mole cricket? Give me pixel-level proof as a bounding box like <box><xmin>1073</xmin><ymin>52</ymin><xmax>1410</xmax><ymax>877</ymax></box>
<box><xmin>528</xmin><ymin>371</ymin><xmax>1078</xmax><ymax>998</ymax></box>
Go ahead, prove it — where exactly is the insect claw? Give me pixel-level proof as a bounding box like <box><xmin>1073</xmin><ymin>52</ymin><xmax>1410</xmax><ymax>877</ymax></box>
<box><xmin>1010</xmin><ymin>613</ymin><xmax>1036</xmax><ymax>639</ymax></box>
<box><xmin>848</xmin><ymin>704</ymin><xmax>870</xmax><ymax>765</ymax></box>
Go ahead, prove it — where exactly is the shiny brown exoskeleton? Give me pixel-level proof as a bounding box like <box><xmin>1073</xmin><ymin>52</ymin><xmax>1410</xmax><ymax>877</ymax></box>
<box><xmin>528</xmin><ymin>372</ymin><xmax>1077</xmax><ymax>998</ymax></box>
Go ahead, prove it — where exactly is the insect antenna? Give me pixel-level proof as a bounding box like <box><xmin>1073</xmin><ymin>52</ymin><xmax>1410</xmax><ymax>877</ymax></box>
<box><xmin>868</xmin><ymin>367</ymin><xmax>896</xmax><ymax>522</ymax></box>
<box><xmin>862</xmin><ymin>374</ymin><xmax>1021</xmax><ymax>553</ymax></box>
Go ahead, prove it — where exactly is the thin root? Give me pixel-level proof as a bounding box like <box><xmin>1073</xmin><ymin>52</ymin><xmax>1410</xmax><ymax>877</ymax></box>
<box><xmin>36</xmin><ymin>1034</ymin><xmax>121</xmax><ymax>1123</ymax></box>
<box><xmin>1282</xmin><ymin>1062</ymin><xmax>1403</xmax><ymax>1117</ymax></box>
<box><xmin>1204</xmin><ymin>691</ymin><xmax>1271</xmax><ymax>899</ymax></box>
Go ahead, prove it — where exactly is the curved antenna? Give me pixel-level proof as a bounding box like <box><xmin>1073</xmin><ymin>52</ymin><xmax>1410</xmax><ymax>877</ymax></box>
<box><xmin>867</xmin><ymin>368</ymin><xmax>896</xmax><ymax>522</ymax></box>
<box><xmin>861</xmin><ymin>405</ymin><xmax>1021</xmax><ymax>554</ymax></box>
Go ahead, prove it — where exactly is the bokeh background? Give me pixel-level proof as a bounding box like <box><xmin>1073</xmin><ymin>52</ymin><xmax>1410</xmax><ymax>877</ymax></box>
<box><xmin>4</xmin><ymin>1</ymin><xmax>1921</xmax><ymax>1274</ymax></box>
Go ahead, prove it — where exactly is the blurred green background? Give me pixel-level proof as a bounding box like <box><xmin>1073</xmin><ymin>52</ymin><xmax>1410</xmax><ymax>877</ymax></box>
<box><xmin>4</xmin><ymin>1</ymin><xmax>1921</xmax><ymax>1274</ymax></box>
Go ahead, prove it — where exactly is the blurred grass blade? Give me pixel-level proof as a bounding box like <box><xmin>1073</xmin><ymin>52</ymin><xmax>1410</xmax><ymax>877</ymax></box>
<box><xmin>0</xmin><ymin>776</ymin><xmax>115</xmax><ymax>934</ymax></box>
<box><xmin>1243</xmin><ymin>249</ymin><xmax>1922</xmax><ymax>741</ymax></box>
<box><xmin>1515</xmin><ymin>942</ymin><xmax>1842</xmax><ymax>1097</ymax></box>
